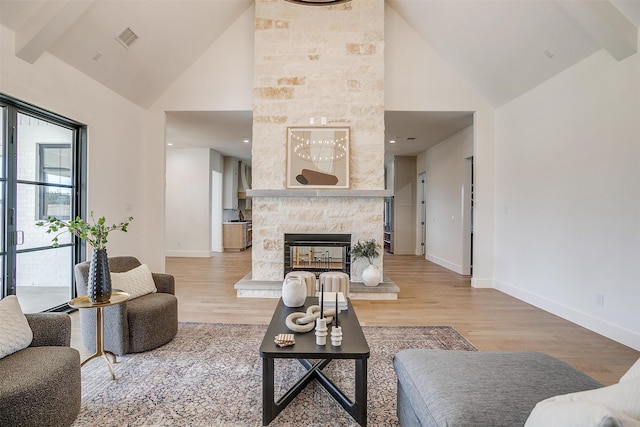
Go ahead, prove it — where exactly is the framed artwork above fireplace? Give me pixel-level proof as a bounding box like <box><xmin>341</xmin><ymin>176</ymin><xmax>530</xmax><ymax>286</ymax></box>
<box><xmin>286</xmin><ymin>126</ymin><xmax>350</xmax><ymax>189</ymax></box>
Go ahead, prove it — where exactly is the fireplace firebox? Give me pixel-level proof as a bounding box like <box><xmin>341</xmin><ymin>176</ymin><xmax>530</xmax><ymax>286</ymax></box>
<box><xmin>284</xmin><ymin>234</ymin><xmax>351</xmax><ymax>278</ymax></box>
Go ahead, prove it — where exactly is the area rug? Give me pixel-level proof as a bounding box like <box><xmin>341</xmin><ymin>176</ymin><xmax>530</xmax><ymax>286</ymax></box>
<box><xmin>72</xmin><ymin>323</ymin><xmax>476</xmax><ymax>426</ymax></box>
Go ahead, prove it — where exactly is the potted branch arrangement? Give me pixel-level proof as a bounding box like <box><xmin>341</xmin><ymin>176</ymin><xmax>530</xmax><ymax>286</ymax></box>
<box><xmin>37</xmin><ymin>212</ymin><xmax>133</xmax><ymax>303</ymax></box>
<box><xmin>350</xmin><ymin>238</ymin><xmax>382</xmax><ymax>287</ymax></box>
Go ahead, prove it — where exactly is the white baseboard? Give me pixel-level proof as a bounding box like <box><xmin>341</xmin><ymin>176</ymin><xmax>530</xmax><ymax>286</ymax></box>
<box><xmin>471</xmin><ymin>278</ymin><xmax>494</xmax><ymax>288</ymax></box>
<box><xmin>495</xmin><ymin>279</ymin><xmax>640</xmax><ymax>351</ymax></box>
<box><xmin>425</xmin><ymin>254</ymin><xmax>463</xmax><ymax>274</ymax></box>
<box><xmin>165</xmin><ymin>250</ymin><xmax>214</xmax><ymax>258</ymax></box>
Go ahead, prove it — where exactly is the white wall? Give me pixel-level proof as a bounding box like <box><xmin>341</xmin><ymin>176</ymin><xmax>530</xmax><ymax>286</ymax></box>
<box><xmin>152</xmin><ymin>5</ymin><xmax>254</xmax><ymax>111</ymax></box>
<box><xmin>165</xmin><ymin>148</ymin><xmax>222</xmax><ymax>257</ymax></box>
<box><xmin>385</xmin><ymin>4</ymin><xmax>495</xmax><ymax>287</ymax></box>
<box><xmin>419</xmin><ymin>126</ymin><xmax>474</xmax><ymax>274</ymax></box>
<box><xmin>211</xmin><ymin>150</ymin><xmax>224</xmax><ymax>253</ymax></box>
<box><xmin>151</xmin><ymin>5</ymin><xmax>254</xmax><ymax>261</ymax></box>
<box><xmin>0</xmin><ymin>24</ymin><xmax>161</xmax><ymax>270</ymax></box>
<box><xmin>494</xmin><ymin>46</ymin><xmax>640</xmax><ymax>350</ymax></box>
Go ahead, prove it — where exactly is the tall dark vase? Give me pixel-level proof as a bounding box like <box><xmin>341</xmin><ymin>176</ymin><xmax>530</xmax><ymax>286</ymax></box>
<box><xmin>88</xmin><ymin>248</ymin><xmax>112</xmax><ymax>303</ymax></box>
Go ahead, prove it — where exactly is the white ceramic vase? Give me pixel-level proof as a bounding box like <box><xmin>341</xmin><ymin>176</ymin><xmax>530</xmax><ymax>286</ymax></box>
<box><xmin>362</xmin><ymin>264</ymin><xmax>381</xmax><ymax>287</ymax></box>
<box><xmin>282</xmin><ymin>275</ymin><xmax>307</xmax><ymax>307</ymax></box>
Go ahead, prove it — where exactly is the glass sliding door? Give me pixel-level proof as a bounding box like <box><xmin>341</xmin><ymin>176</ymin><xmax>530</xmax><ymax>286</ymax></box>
<box><xmin>0</xmin><ymin>106</ymin><xmax>6</xmax><ymax>297</ymax></box>
<box><xmin>0</xmin><ymin>95</ymin><xmax>85</xmax><ymax>312</ymax></box>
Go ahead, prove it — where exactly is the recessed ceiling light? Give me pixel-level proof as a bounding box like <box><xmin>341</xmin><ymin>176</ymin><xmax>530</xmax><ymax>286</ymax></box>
<box><xmin>167</xmin><ymin>143</ymin><xmax>173</xmax><ymax>146</ymax></box>
<box><xmin>243</xmin><ymin>138</ymin><xmax>250</xmax><ymax>144</ymax></box>
<box><xmin>389</xmin><ymin>140</ymin><xmax>396</xmax><ymax>144</ymax></box>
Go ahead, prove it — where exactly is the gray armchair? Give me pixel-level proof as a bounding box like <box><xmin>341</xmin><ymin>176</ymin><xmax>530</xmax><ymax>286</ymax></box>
<box><xmin>74</xmin><ymin>256</ymin><xmax>178</xmax><ymax>355</ymax></box>
<box><xmin>0</xmin><ymin>313</ymin><xmax>81</xmax><ymax>427</ymax></box>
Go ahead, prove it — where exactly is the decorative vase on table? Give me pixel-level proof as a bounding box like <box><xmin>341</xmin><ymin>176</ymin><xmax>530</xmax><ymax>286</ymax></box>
<box><xmin>88</xmin><ymin>248</ymin><xmax>112</xmax><ymax>303</ymax></box>
<box><xmin>282</xmin><ymin>275</ymin><xmax>307</xmax><ymax>307</ymax></box>
<box><xmin>362</xmin><ymin>264</ymin><xmax>381</xmax><ymax>287</ymax></box>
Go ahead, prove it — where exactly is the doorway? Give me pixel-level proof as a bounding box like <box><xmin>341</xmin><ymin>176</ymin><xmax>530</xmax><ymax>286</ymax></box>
<box><xmin>462</xmin><ymin>156</ymin><xmax>473</xmax><ymax>275</ymax></box>
<box><xmin>418</xmin><ymin>172</ymin><xmax>426</xmax><ymax>256</ymax></box>
<box><xmin>1</xmin><ymin>95</ymin><xmax>85</xmax><ymax>312</ymax></box>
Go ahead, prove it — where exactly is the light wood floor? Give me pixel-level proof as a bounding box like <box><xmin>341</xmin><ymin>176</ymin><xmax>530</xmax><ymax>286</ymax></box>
<box><xmin>71</xmin><ymin>249</ymin><xmax>638</xmax><ymax>385</ymax></box>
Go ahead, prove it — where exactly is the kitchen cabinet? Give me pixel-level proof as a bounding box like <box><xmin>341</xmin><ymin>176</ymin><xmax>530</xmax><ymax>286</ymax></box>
<box><xmin>223</xmin><ymin>157</ymin><xmax>238</xmax><ymax>209</ymax></box>
<box><xmin>384</xmin><ymin>230</ymin><xmax>394</xmax><ymax>254</ymax></box>
<box><xmin>237</xmin><ymin>161</ymin><xmax>252</xmax><ymax>211</ymax></box>
<box><xmin>223</xmin><ymin>222</ymin><xmax>252</xmax><ymax>251</ymax></box>
<box><xmin>385</xmin><ymin>156</ymin><xmax>416</xmax><ymax>255</ymax></box>
<box><xmin>225</xmin><ymin>158</ymin><xmax>252</xmax><ymax>211</ymax></box>
<box><xmin>238</xmin><ymin>191</ymin><xmax>252</xmax><ymax>211</ymax></box>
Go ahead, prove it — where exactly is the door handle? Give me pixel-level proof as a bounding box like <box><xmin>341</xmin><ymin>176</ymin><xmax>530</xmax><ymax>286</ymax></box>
<box><xmin>16</xmin><ymin>230</ymin><xmax>24</xmax><ymax>246</ymax></box>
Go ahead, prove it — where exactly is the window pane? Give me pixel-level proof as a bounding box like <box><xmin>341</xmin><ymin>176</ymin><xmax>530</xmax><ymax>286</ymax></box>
<box><xmin>15</xmin><ymin>247</ymin><xmax>72</xmax><ymax>313</ymax></box>
<box><xmin>41</xmin><ymin>186</ymin><xmax>72</xmax><ymax>219</ymax></box>
<box><xmin>17</xmin><ymin>113</ymin><xmax>74</xmax><ymax>182</ymax></box>
<box><xmin>0</xmin><ymin>106</ymin><xmax>5</xmax><ymax>179</ymax></box>
<box><xmin>0</xmin><ymin>255</ymin><xmax>4</xmax><ymax>295</ymax></box>
<box><xmin>40</xmin><ymin>144</ymin><xmax>72</xmax><ymax>184</ymax></box>
<box><xmin>18</xmin><ymin>183</ymin><xmax>72</xmax><ymax>249</ymax></box>
<box><xmin>38</xmin><ymin>144</ymin><xmax>72</xmax><ymax>220</ymax></box>
<box><xmin>0</xmin><ymin>185</ymin><xmax>4</xmax><ymax>253</ymax></box>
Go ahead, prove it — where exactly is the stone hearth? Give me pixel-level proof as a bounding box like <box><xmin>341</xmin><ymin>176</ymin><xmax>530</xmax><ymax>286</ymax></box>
<box><xmin>234</xmin><ymin>272</ymin><xmax>400</xmax><ymax>300</ymax></box>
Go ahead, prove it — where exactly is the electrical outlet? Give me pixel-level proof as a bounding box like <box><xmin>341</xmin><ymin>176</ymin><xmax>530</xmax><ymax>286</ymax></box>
<box><xmin>596</xmin><ymin>293</ymin><xmax>604</xmax><ymax>307</ymax></box>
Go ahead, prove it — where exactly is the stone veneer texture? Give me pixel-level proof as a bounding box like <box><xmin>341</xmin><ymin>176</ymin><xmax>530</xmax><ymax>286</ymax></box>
<box><xmin>252</xmin><ymin>0</ymin><xmax>385</xmax><ymax>281</ymax></box>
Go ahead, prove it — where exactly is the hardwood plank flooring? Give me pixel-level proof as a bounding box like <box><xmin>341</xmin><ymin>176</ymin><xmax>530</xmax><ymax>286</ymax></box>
<box><xmin>71</xmin><ymin>249</ymin><xmax>638</xmax><ymax>385</ymax></box>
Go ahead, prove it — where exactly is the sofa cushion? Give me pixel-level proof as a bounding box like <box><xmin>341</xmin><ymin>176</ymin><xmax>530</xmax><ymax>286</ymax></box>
<box><xmin>525</xmin><ymin>401</ymin><xmax>640</xmax><ymax>427</ymax></box>
<box><xmin>0</xmin><ymin>296</ymin><xmax>33</xmax><ymax>359</ymax></box>
<box><xmin>111</xmin><ymin>263</ymin><xmax>157</xmax><ymax>299</ymax></box>
<box><xmin>393</xmin><ymin>350</ymin><xmax>603</xmax><ymax>427</ymax></box>
<box><xmin>0</xmin><ymin>346</ymin><xmax>81</xmax><ymax>426</ymax></box>
<box><xmin>621</xmin><ymin>358</ymin><xmax>640</xmax><ymax>383</ymax></box>
<box><xmin>126</xmin><ymin>292</ymin><xmax>178</xmax><ymax>353</ymax></box>
<box><xmin>526</xmin><ymin>377</ymin><xmax>640</xmax><ymax>426</ymax></box>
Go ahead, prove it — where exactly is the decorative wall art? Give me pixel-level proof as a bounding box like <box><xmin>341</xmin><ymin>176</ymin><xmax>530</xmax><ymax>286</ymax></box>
<box><xmin>286</xmin><ymin>127</ymin><xmax>350</xmax><ymax>189</ymax></box>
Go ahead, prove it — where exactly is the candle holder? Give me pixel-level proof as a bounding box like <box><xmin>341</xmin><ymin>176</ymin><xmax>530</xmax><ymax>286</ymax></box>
<box><xmin>331</xmin><ymin>326</ymin><xmax>342</xmax><ymax>347</ymax></box>
<box><xmin>315</xmin><ymin>318</ymin><xmax>328</xmax><ymax>346</ymax></box>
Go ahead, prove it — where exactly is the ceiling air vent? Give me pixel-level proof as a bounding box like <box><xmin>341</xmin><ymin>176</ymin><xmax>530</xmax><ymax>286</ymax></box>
<box><xmin>115</xmin><ymin>27</ymin><xmax>139</xmax><ymax>50</ymax></box>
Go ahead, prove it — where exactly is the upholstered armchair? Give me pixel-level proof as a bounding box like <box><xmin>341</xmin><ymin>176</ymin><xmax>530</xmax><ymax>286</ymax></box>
<box><xmin>0</xmin><ymin>312</ymin><xmax>81</xmax><ymax>427</ymax></box>
<box><xmin>74</xmin><ymin>256</ymin><xmax>178</xmax><ymax>355</ymax></box>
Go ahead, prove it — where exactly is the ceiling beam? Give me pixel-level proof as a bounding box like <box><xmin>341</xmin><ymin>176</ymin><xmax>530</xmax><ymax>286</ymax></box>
<box><xmin>558</xmin><ymin>0</ymin><xmax>637</xmax><ymax>61</ymax></box>
<box><xmin>15</xmin><ymin>0</ymin><xmax>94</xmax><ymax>64</ymax></box>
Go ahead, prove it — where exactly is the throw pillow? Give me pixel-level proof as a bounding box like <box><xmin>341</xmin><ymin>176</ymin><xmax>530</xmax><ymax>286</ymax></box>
<box><xmin>525</xmin><ymin>401</ymin><xmax>640</xmax><ymax>427</ymax></box>
<box><xmin>526</xmin><ymin>378</ymin><xmax>640</xmax><ymax>426</ymax></box>
<box><xmin>620</xmin><ymin>358</ymin><xmax>640</xmax><ymax>383</ymax></box>
<box><xmin>547</xmin><ymin>378</ymin><xmax>640</xmax><ymax>420</ymax></box>
<box><xmin>0</xmin><ymin>295</ymin><xmax>33</xmax><ymax>359</ymax></box>
<box><xmin>110</xmin><ymin>264</ymin><xmax>157</xmax><ymax>299</ymax></box>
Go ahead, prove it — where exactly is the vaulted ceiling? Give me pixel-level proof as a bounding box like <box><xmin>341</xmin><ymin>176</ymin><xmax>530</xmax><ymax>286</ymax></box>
<box><xmin>1</xmin><ymin>0</ymin><xmax>638</xmax><ymax>160</ymax></box>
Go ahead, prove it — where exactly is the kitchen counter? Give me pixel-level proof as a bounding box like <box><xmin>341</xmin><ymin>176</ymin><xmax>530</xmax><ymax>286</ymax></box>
<box><xmin>223</xmin><ymin>221</ymin><xmax>252</xmax><ymax>250</ymax></box>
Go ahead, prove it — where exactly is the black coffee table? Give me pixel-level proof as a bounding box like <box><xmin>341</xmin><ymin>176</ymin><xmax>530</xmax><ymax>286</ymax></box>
<box><xmin>259</xmin><ymin>297</ymin><xmax>370</xmax><ymax>426</ymax></box>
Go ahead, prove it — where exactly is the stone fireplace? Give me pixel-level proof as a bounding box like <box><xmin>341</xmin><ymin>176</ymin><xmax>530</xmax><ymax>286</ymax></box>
<box><xmin>249</xmin><ymin>0</ymin><xmax>386</xmax><ymax>283</ymax></box>
<box><xmin>284</xmin><ymin>233</ymin><xmax>351</xmax><ymax>277</ymax></box>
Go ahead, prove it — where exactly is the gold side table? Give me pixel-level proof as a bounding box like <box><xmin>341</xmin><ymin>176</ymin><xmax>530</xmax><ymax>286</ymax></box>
<box><xmin>69</xmin><ymin>291</ymin><xmax>130</xmax><ymax>380</ymax></box>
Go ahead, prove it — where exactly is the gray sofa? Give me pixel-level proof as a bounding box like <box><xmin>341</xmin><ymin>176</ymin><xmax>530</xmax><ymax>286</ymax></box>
<box><xmin>0</xmin><ymin>313</ymin><xmax>81</xmax><ymax>427</ymax></box>
<box><xmin>393</xmin><ymin>349</ymin><xmax>603</xmax><ymax>427</ymax></box>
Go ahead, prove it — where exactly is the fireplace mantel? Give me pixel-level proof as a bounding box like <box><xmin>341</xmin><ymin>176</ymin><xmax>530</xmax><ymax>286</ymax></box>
<box><xmin>246</xmin><ymin>189</ymin><xmax>391</xmax><ymax>198</ymax></box>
